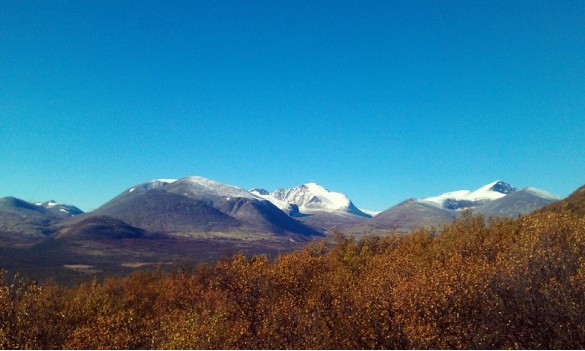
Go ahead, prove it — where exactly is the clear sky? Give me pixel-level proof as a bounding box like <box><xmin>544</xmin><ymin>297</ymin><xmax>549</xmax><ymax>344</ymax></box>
<box><xmin>1</xmin><ymin>1</ymin><xmax>584</xmax><ymax>212</ymax></box>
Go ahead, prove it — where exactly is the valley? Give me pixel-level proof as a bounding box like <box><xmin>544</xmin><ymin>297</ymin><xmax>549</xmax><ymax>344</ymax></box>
<box><xmin>0</xmin><ymin>175</ymin><xmax>564</xmax><ymax>282</ymax></box>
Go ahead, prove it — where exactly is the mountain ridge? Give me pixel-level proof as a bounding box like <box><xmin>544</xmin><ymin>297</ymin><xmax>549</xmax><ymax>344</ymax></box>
<box><xmin>89</xmin><ymin>176</ymin><xmax>321</xmax><ymax>237</ymax></box>
<box><xmin>0</xmin><ymin>177</ymin><xmax>570</xmax><ymax>281</ymax></box>
<box><xmin>1</xmin><ymin>177</ymin><xmax>563</xmax><ymax>242</ymax></box>
<box><xmin>345</xmin><ymin>180</ymin><xmax>560</xmax><ymax>235</ymax></box>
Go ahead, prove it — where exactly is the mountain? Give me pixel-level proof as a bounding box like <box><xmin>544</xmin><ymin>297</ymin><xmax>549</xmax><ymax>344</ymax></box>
<box><xmin>0</xmin><ymin>197</ymin><xmax>82</xmax><ymax>247</ymax></box>
<box><xmin>35</xmin><ymin>200</ymin><xmax>84</xmax><ymax>217</ymax></box>
<box><xmin>250</xmin><ymin>183</ymin><xmax>371</xmax><ymax>232</ymax></box>
<box><xmin>539</xmin><ymin>184</ymin><xmax>585</xmax><ymax>216</ymax></box>
<box><xmin>0</xmin><ymin>179</ymin><xmax>559</xmax><ymax>242</ymax></box>
<box><xmin>476</xmin><ymin>187</ymin><xmax>560</xmax><ymax>218</ymax></box>
<box><xmin>0</xmin><ymin>177</ymin><xmax>565</xmax><ymax>282</ymax></box>
<box><xmin>88</xmin><ymin>176</ymin><xmax>320</xmax><ymax>237</ymax></box>
<box><xmin>420</xmin><ymin>180</ymin><xmax>517</xmax><ymax>211</ymax></box>
<box><xmin>0</xmin><ymin>197</ymin><xmax>82</xmax><ymax>219</ymax></box>
<box><xmin>346</xmin><ymin>181</ymin><xmax>558</xmax><ymax>235</ymax></box>
<box><xmin>249</xmin><ymin>188</ymin><xmax>303</xmax><ymax>217</ymax></box>
<box><xmin>346</xmin><ymin>199</ymin><xmax>457</xmax><ymax>235</ymax></box>
<box><xmin>271</xmin><ymin>183</ymin><xmax>369</xmax><ymax>216</ymax></box>
<box><xmin>91</xmin><ymin>189</ymin><xmax>241</xmax><ymax>233</ymax></box>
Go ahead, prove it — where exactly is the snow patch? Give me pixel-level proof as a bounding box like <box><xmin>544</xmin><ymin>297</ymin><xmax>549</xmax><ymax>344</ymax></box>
<box><xmin>152</xmin><ymin>178</ymin><xmax>178</xmax><ymax>183</ymax></box>
<box><xmin>420</xmin><ymin>190</ymin><xmax>472</xmax><ymax>208</ymax></box>
<box><xmin>251</xmin><ymin>191</ymin><xmax>294</xmax><ymax>213</ymax></box>
<box><xmin>466</xmin><ymin>180</ymin><xmax>514</xmax><ymax>201</ymax></box>
<box><xmin>176</xmin><ymin>176</ymin><xmax>256</xmax><ymax>199</ymax></box>
<box><xmin>139</xmin><ymin>179</ymin><xmax>178</xmax><ymax>191</ymax></box>
<box><xmin>360</xmin><ymin>209</ymin><xmax>381</xmax><ymax>217</ymax></box>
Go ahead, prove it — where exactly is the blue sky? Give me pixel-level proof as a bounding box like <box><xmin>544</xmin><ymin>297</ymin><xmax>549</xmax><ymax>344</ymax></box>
<box><xmin>1</xmin><ymin>1</ymin><xmax>584</xmax><ymax>211</ymax></box>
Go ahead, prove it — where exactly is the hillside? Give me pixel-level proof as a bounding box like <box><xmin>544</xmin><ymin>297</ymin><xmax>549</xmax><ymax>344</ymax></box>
<box><xmin>540</xmin><ymin>184</ymin><xmax>585</xmax><ymax>215</ymax></box>
<box><xmin>475</xmin><ymin>187</ymin><xmax>560</xmax><ymax>218</ymax></box>
<box><xmin>347</xmin><ymin>199</ymin><xmax>456</xmax><ymax>234</ymax></box>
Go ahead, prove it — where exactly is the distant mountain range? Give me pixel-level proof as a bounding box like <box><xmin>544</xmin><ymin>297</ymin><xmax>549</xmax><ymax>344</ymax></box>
<box><xmin>0</xmin><ymin>176</ymin><xmax>569</xmax><ymax>281</ymax></box>
<box><xmin>0</xmin><ymin>197</ymin><xmax>83</xmax><ymax>247</ymax></box>
<box><xmin>347</xmin><ymin>180</ymin><xmax>561</xmax><ymax>235</ymax></box>
<box><xmin>1</xmin><ymin>177</ymin><xmax>563</xmax><ymax>243</ymax></box>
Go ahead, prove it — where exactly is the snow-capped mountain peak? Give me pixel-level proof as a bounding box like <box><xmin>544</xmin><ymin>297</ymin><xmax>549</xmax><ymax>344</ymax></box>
<box><xmin>271</xmin><ymin>183</ymin><xmax>351</xmax><ymax>213</ymax></box>
<box><xmin>129</xmin><ymin>178</ymin><xmax>177</xmax><ymax>193</ymax></box>
<box><xmin>256</xmin><ymin>182</ymin><xmax>370</xmax><ymax>218</ymax></box>
<box><xmin>127</xmin><ymin>176</ymin><xmax>257</xmax><ymax>201</ymax></box>
<box><xmin>420</xmin><ymin>180</ymin><xmax>517</xmax><ymax>211</ymax></box>
<box><xmin>249</xmin><ymin>188</ymin><xmax>269</xmax><ymax>196</ymax></box>
<box><xmin>467</xmin><ymin>180</ymin><xmax>516</xmax><ymax>201</ymax></box>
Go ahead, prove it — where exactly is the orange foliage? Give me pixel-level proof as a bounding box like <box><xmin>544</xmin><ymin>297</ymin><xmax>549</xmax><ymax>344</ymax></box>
<box><xmin>1</xmin><ymin>210</ymin><xmax>585</xmax><ymax>349</ymax></box>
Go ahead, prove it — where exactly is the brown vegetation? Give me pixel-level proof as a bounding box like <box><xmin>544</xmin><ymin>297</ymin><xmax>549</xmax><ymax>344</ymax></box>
<box><xmin>1</xmin><ymin>210</ymin><xmax>585</xmax><ymax>349</ymax></box>
<box><xmin>540</xmin><ymin>184</ymin><xmax>585</xmax><ymax>216</ymax></box>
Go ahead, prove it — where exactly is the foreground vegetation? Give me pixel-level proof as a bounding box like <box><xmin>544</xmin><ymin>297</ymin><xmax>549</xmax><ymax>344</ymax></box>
<box><xmin>1</xmin><ymin>211</ymin><xmax>585</xmax><ymax>349</ymax></box>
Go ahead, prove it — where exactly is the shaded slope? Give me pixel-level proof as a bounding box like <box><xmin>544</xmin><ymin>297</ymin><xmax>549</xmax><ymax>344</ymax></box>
<box><xmin>217</xmin><ymin>197</ymin><xmax>320</xmax><ymax>236</ymax></box>
<box><xmin>346</xmin><ymin>199</ymin><xmax>456</xmax><ymax>235</ymax></box>
<box><xmin>35</xmin><ymin>200</ymin><xmax>84</xmax><ymax>217</ymax></box>
<box><xmin>93</xmin><ymin>190</ymin><xmax>240</xmax><ymax>233</ymax></box>
<box><xmin>0</xmin><ymin>197</ymin><xmax>45</xmax><ymax>212</ymax></box>
<box><xmin>56</xmin><ymin>215</ymin><xmax>149</xmax><ymax>240</ymax></box>
<box><xmin>0</xmin><ymin>197</ymin><xmax>61</xmax><ymax>246</ymax></box>
<box><xmin>476</xmin><ymin>187</ymin><xmax>560</xmax><ymax>218</ymax></box>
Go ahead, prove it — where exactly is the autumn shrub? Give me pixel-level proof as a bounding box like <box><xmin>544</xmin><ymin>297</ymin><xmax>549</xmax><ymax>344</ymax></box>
<box><xmin>63</xmin><ymin>271</ymin><xmax>164</xmax><ymax>349</ymax></box>
<box><xmin>1</xmin><ymin>210</ymin><xmax>584</xmax><ymax>349</ymax></box>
